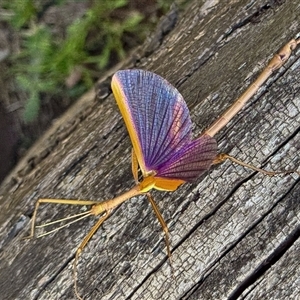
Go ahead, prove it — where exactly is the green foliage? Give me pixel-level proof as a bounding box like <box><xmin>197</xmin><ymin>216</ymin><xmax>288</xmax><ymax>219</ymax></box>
<box><xmin>2</xmin><ymin>0</ymin><xmax>174</xmax><ymax>122</ymax></box>
<box><xmin>3</xmin><ymin>0</ymin><xmax>37</xmax><ymax>28</ymax></box>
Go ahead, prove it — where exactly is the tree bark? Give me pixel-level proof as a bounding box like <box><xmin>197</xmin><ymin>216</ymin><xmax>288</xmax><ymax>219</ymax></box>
<box><xmin>0</xmin><ymin>1</ymin><xmax>299</xmax><ymax>299</ymax></box>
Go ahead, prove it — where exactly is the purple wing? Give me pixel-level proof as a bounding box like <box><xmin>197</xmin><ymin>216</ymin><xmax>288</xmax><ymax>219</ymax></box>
<box><xmin>156</xmin><ymin>134</ymin><xmax>217</xmax><ymax>182</ymax></box>
<box><xmin>113</xmin><ymin>69</ymin><xmax>217</xmax><ymax>182</ymax></box>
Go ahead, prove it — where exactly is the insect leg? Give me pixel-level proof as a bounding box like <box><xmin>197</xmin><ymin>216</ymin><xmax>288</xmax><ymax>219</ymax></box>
<box><xmin>25</xmin><ymin>198</ymin><xmax>102</xmax><ymax>239</ymax></box>
<box><xmin>131</xmin><ymin>148</ymin><xmax>139</xmax><ymax>184</ymax></box>
<box><xmin>213</xmin><ymin>153</ymin><xmax>300</xmax><ymax>176</ymax></box>
<box><xmin>74</xmin><ymin>210</ymin><xmax>111</xmax><ymax>300</ymax></box>
<box><xmin>146</xmin><ymin>193</ymin><xmax>172</xmax><ymax>261</ymax></box>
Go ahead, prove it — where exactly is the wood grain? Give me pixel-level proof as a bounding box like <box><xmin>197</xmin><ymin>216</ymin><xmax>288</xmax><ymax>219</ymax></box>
<box><xmin>0</xmin><ymin>1</ymin><xmax>299</xmax><ymax>299</ymax></box>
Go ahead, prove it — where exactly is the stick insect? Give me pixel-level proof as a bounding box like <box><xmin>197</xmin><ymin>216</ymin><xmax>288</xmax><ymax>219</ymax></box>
<box><xmin>26</xmin><ymin>39</ymin><xmax>300</xmax><ymax>299</ymax></box>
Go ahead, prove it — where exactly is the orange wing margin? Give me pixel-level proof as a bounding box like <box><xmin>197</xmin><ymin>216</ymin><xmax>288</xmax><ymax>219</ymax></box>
<box><xmin>111</xmin><ymin>75</ymin><xmax>148</xmax><ymax>175</ymax></box>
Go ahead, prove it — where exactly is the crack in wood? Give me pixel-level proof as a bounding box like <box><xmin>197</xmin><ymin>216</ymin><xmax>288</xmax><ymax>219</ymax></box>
<box><xmin>56</xmin><ymin>145</ymin><xmax>98</xmax><ymax>182</ymax></box>
<box><xmin>32</xmin><ymin>254</ymin><xmax>75</xmax><ymax>300</ymax></box>
<box><xmin>227</xmin><ymin>223</ymin><xmax>300</xmax><ymax>300</ymax></box>
<box><xmin>179</xmin><ymin>178</ymin><xmax>300</xmax><ymax>299</ymax></box>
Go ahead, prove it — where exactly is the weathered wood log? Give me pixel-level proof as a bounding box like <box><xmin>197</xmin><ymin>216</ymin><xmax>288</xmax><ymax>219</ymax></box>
<box><xmin>0</xmin><ymin>1</ymin><xmax>299</xmax><ymax>299</ymax></box>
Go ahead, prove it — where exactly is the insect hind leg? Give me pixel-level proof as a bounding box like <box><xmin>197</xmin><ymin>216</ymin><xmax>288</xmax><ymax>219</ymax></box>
<box><xmin>213</xmin><ymin>153</ymin><xmax>300</xmax><ymax>176</ymax></box>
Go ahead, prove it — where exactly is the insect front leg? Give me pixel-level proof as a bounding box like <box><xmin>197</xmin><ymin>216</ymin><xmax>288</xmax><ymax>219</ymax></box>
<box><xmin>25</xmin><ymin>198</ymin><xmax>102</xmax><ymax>239</ymax></box>
<box><xmin>146</xmin><ymin>193</ymin><xmax>172</xmax><ymax>262</ymax></box>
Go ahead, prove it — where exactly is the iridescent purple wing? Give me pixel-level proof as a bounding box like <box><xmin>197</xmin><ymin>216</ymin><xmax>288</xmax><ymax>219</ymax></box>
<box><xmin>155</xmin><ymin>134</ymin><xmax>217</xmax><ymax>182</ymax></box>
<box><xmin>112</xmin><ymin>69</ymin><xmax>217</xmax><ymax>182</ymax></box>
